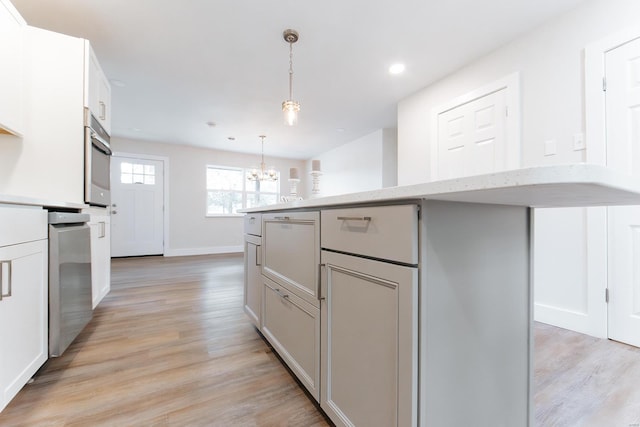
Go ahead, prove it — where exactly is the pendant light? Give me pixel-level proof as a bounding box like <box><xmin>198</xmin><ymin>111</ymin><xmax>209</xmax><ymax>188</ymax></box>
<box><xmin>247</xmin><ymin>135</ymin><xmax>278</xmax><ymax>182</ymax></box>
<box><xmin>282</xmin><ymin>29</ymin><xmax>300</xmax><ymax>126</ymax></box>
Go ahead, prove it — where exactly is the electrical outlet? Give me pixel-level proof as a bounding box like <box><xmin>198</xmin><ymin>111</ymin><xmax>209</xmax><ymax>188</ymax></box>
<box><xmin>573</xmin><ymin>133</ymin><xmax>585</xmax><ymax>151</ymax></box>
<box><xmin>544</xmin><ymin>140</ymin><xmax>556</xmax><ymax>156</ymax></box>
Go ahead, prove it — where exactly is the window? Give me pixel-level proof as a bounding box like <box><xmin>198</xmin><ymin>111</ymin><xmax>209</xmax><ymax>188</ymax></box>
<box><xmin>120</xmin><ymin>162</ymin><xmax>156</xmax><ymax>185</ymax></box>
<box><xmin>206</xmin><ymin>166</ymin><xmax>280</xmax><ymax>215</ymax></box>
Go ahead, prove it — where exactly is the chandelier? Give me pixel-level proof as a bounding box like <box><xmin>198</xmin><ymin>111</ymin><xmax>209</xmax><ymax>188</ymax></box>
<box><xmin>282</xmin><ymin>29</ymin><xmax>300</xmax><ymax>126</ymax></box>
<box><xmin>247</xmin><ymin>135</ymin><xmax>278</xmax><ymax>182</ymax></box>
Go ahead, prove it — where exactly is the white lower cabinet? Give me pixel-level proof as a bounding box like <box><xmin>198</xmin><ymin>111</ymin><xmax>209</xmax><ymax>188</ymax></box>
<box><xmin>252</xmin><ymin>205</ymin><xmax>418</xmax><ymax>424</ymax></box>
<box><xmin>258</xmin><ymin>210</ymin><xmax>321</xmax><ymax>400</ymax></box>
<box><xmin>0</xmin><ymin>205</ymin><xmax>48</xmax><ymax>413</ymax></box>
<box><xmin>262</xmin><ymin>276</ymin><xmax>320</xmax><ymax>401</ymax></box>
<box><xmin>84</xmin><ymin>209</ymin><xmax>111</xmax><ymax>308</ymax></box>
<box><xmin>321</xmin><ymin>250</ymin><xmax>418</xmax><ymax>427</ymax></box>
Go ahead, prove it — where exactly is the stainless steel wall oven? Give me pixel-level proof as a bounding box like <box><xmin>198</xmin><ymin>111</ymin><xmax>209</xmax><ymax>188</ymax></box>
<box><xmin>84</xmin><ymin>108</ymin><xmax>111</xmax><ymax>207</ymax></box>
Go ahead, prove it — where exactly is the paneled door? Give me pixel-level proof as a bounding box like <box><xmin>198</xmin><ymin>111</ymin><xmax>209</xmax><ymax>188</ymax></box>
<box><xmin>437</xmin><ymin>88</ymin><xmax>507</xmax><ymax>180</ymax></box>
<box><xmin>110</xmin><ymin>155</ymin><xmax>164</xmax><ymax>257</ymax></box>
<box><xmin>606</xmin><ymin>36</ymin><xmax>640</xmax><ymax>347</ymax></box>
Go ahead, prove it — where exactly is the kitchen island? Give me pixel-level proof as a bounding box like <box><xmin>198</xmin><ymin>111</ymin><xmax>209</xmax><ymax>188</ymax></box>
<box><xmin>240</xmin><ymin>164</ymin><xmax>640</xmax><ymax>427</ymax></box>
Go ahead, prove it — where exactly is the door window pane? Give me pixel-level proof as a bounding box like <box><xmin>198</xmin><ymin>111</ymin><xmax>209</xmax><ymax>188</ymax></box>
<box><xmin>121</xmin><ymin>161</ymin><xmax>157</xmax><ymax>185</ymax></box>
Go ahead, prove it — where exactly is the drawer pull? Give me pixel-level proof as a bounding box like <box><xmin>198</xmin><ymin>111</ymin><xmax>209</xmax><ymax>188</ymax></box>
<box><xmin>273</xmin><ymin>216</ymin><xmax>291</xmax><ymax>221</ymax></box>
<box><xmin>318</xmin><ymin>263</ymin><xmax>326</xmax><ymax>300</ymax></box>
<box><xmin>274</xmin><ymin>288</ymin><xmax>290</xmax><ymax>300</ymax></box>
<box><xmin>337</xmin><ymin>216</ymin><xmax>372</xmax><ymax>221</ymax></box>
<box><xmin>0</xmin><ymin>260</ymin><xmax>12</xmax><ymax>301</ymax></box>
<box><xmin>255</xmin><ymin>245</ymin><xmax>261</xmax><ymax>266</ymax></box>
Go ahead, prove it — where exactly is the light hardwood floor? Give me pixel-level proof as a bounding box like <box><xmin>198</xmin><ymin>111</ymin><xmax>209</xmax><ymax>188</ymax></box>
<box><xmin>0</xmin><ymin>254</ymin><xmax>639</xmax><ymax>426</ymax></box>
<box><xmin>0</xmin><ymin>255</ymin><xmax>329</xmax><ymax>427</ymax></box>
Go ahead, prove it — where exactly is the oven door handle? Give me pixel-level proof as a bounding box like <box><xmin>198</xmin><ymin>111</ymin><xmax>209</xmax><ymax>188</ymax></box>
<box><xmin>91</xmin><ymin>131</ymin><xmax>112</xmax><ymax>155</ymax></box>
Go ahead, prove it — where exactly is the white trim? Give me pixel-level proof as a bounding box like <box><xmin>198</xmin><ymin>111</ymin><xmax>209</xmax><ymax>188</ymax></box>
<box><xmin>430</xmin><ymin>72</ymin><xmax>521</xmax><ymax>181</ymax></box>
<box><xmin>583</xmin><ymin>26</ymin><xmax>640</xmax><ymax>339</ymax></box>
<box><xmin>112</xmin><ymin>151</ymin><xmax>170</xmax><ymax>256</ymax></box>
<box><xmin>1</xmin><ymin>0</ymin><xmax>27</xmax><ymax>25</ymax></box>
<box><xmin>585</xmin><ymin>26</ymin><xmax>640</xmax><ymax>165</ymax></box>
<box><xmin>164</xmin><ymin>245</ymin><xmax>243</xmax><ymax>257</ymax></box>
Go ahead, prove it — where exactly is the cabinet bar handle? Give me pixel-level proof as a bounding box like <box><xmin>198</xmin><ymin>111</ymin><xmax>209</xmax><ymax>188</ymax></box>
<box><xmin>318</xmin><ymin>263</ymin><xmax>326</xmax><ymax>300</ymax></box>
<box><xmin>273</xmin><ymin>216</ymin><xmax>291</xmax><ymax>220</ymax></box>
<box><xmin>274</xmin><ymin>288</ymin><xmax>289</xmax><ymax>300</ymax></box>
<box><xmin>99</xmin><ymin>221</ymin><xmax>106</xmax><ymax>238</ymax></box>
<box><xmin>337</xmin><ymin>216</ymin><xmax>371</xmax><ymax>221</ymax></box>
<box><xmin>99</xmin><ymin>101</ymin><xmax>106</xmax><ymax>121</ymax></box>
<box><xmin>255</xmin><ymin>245</ymin><xmax>261</xmax><ymax>266</ymax></box>
<box><xmin>0</xmin><ymin>260</ymin><xmax>12</xmax><ymax>300</ymax></box>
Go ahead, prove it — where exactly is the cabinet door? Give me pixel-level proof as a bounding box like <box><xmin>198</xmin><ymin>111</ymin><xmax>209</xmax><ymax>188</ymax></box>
<box><xmin>262</xmin><ymin>212</ymin><xmax>320</xmax><ymax>306</ymax></box>
<box><xmin>0</xmin><ymin>1</ymin><xmax>24</xmax><ymax>136</ymax></box>
<box><xmin>85</xmin><ymin>44</ymin><xmax>111</xmax><ymax>134</ymax></box>
<box><xmin>0</xmin><ymin>239</ymin><xmax>48</xmax><ymax>412</ymax></box>
<box><xmin>243</xmin><ymin>236</ymin><xmax>261</xmax><ymax>328</ymax></box>
<box><xmin>87</xmin><ymin>213</ymin><xmax>111</xmax><ymax>309</ymax></box>
<box><xmin>321</xmin><ymin>250</ymin><xmax>418</xmax><ymax>427</ymax></box>
<box><xmin>262</xmin><ymin>276</ymin><xmax>320</xmax><ymax>401</ymax></box>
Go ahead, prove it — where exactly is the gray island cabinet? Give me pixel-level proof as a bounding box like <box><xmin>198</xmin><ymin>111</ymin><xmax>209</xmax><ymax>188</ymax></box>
<box><xmin>239</xmin><ymin>164</ymin><xmax>640</xmax><ymax>427</ymax></box>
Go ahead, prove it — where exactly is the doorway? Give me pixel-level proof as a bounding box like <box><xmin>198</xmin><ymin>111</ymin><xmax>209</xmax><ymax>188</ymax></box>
<box><xmin>604</xmin><ymin>36</ymin><xmax>640</xmax><ymax>348</ymax></box>
<box><xmin>110</xmin><ymin>153</ymin><xmax>166</xmax><ymax>257</ymax></box>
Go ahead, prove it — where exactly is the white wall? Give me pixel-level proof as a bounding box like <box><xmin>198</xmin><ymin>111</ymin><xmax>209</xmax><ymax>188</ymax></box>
<box><xmin>397</xmin><ymin>0</ymin><xmax>640</xmax><ymax>337</ymax></box>
<box><xmin>111</xmin><ymin>137</ymin><xmax>307</xmax><ymax>257</ymax></box>
<box><xmin>304</xmin><ymin>128</ymin><xmax>397</xmax><ymax>197</ymax></box>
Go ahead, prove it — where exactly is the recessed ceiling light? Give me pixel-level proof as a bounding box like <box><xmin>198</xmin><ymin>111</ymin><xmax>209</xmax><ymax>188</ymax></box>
<box><xmin>206</xmin><ymin>121</ymin><xmax>216</xmax><ymax>128</ymax></box>
<box><xmin>388</xmin><ymin>63</ymin><xmax>405</xmax><ymax>75</ymax></box>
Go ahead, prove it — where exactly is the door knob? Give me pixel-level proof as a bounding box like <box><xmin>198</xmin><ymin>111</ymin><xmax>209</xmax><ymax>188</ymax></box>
<box><xmin>111</xmin><ymin>210</ymin><xmax>117</xmax><ymax>215</ymax></box>
<box><xmin>112</xmin><ymin>203</ymin><xmax>117</xmax><ymax>207</ymax></box>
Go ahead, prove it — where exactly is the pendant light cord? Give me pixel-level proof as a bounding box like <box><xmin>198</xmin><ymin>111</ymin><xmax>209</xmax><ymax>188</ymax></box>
<box><xmin>289</xmin><ymin>41</ymin><xmax>294</xmax><ymax>100</ymax></box>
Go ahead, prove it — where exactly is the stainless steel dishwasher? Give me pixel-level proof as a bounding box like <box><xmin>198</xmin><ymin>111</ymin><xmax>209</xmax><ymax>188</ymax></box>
<box><xmin>48</xmin><ymin>212</ymin><xmax>93</xmax><ymax>357</ymax></box>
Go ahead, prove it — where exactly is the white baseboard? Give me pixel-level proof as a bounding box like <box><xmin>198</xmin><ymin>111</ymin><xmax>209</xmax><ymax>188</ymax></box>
<box><xmin>164</xmin><ymin>245</ymin><xmax>243</xmax><ymax>257</ymax></box>
<box><xmin>534</xmin><ymin>303</ymin><xmax>597</xmax><ymax>337</ymax></box>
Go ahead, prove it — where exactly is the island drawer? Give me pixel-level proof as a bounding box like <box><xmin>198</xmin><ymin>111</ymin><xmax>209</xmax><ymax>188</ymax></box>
<box><xmin>321</xmin><ymin>204</ymin><xmax>418</xmax><ymax>265</ymax></box>
<box><xmin>243</xmin><ymin>213</ymin><xmax>262</xmax><ymax>236</ymax></box>
<box><xmin>262</xmin><ymin>276</ymin><xmax>320</xmax><ymax>401</ymax></box>
<box><xmin>262</xmin><ymin>211</ymin><xmax>320</xmax><ymax>306</ymax></box>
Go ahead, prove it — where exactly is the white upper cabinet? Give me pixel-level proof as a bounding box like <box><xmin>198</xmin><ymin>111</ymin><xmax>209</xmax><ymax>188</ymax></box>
<box><xmin>0</xmin><ymin>0</ymin><xmax>26</xmax><ymax>136</ymax></box>
<box><xmin>84</xmin><ymin>42</ymin><xmax>111</xmax><ymax>135</ymax></box>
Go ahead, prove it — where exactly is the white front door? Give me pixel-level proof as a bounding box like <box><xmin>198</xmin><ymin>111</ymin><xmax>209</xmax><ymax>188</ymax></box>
<box><xmin>437</xmin><ymin>88</ymin><xmax>507</xmax><ymax>180</ymax></box>
<box><xmin>606</xmin><ymin>36</ymin><xmax>640</xmax><ymax>347</ymax></box>
<box><xmin>110</xmin><ymin>155</ymin><xmax>164</xmax><ymax>257</ymax></box>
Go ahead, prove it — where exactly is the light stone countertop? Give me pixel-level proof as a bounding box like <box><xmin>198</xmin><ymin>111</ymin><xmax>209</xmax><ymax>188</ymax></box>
<box><xmin>240</xmin><ymin>164</ymin><xmax>640</xmax><ymax>213</ymax></box>
<box><xmin>0</xmin><ymin>193</ymin><xmax>88</xmax><ymax>210</ymax></box>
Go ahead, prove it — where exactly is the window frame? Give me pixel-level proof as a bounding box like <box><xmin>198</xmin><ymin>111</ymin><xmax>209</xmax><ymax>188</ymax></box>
<box><xmin>205</xmin><ymin>165</ymin><xmax>280</xmax><ymax>217</ymax></box>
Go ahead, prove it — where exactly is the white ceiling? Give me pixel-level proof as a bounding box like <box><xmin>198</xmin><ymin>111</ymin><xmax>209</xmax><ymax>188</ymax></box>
<box><xmin>12</xmin><ymin>0</ymin><xmax>586</xmax><ymax>159</ymax></box>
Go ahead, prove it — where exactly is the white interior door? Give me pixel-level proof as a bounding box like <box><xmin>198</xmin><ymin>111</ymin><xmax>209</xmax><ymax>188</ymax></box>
<box><xmin>110</xmin><ymin>155</ymin><xmax>164</xmax><ymax>257</ymax></box>
<box><xmin>437</xmin><ymin>88</ymin><xmax>507</xmax><ymax>180</ymax></box>
<box><xmin>606</xmin><ymin>36</ymin><xmax>640</xmax><ymax>347</ymax></box>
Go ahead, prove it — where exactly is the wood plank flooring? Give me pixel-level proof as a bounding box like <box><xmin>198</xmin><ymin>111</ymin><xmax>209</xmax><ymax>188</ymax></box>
<box><xmin>0</xmin><ymin>254</ymin><xmax>639</xmax><ymax>426</ymax></box>
<box><xmin>0</xmin><ymin>254</ymin><xmax>329</xmax><ymax>427</ymax></box>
